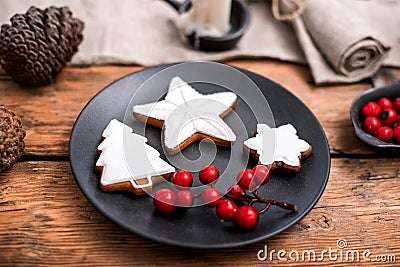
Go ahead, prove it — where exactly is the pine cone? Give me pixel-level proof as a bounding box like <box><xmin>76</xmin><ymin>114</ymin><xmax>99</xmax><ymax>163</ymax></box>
<box><xmin>0</xmin><ymin>106</ymin><xmax>26</xmax><ymax>172</ymax></box>
<box><xmin>0</xmin><ymin>6</ymin><xmax>84</xmax><ymax>86</ymax></box>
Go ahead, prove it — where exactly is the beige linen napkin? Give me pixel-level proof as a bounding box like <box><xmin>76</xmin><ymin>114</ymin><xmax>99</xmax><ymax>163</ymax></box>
<box><xmin>276</xmin><ymin>0</ymin><xmax>398</xmax><ymax>84</ymax></box>
<box><xmin>0</xmin><ymin>0</ymin><xmax>399</xmax><ymax>85</ymax></box>
<box><xmin>0</xmin><ymin>0</ymin><xmax>304</xmax><ymax>66</ymax></box>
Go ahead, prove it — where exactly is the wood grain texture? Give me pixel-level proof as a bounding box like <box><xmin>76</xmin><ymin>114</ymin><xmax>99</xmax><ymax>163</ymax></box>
<box><xmin>0</xmin><ymin>66</ymin><xmax>142</xmax><ymax>157</ymax></box>
<box><xmin>1</xmin><ymin>61</ymin><xmax>400</xmax><ymax>266</ymax></box>
<box><xmin>0</xmin><ymin>160</ymin><xmax>399</xmax><ymax>266</ymax></box>
<box><xmin>1</xmin><ymin>61</ymin><xmax>399</xmax><ymax>157</ymax></box>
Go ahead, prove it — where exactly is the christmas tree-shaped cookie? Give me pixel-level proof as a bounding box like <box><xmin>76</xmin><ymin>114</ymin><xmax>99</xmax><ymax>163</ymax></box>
<box><xmin>95</xmin><ymin>119</ymin><xmax>175</xmax><ymax>195</ymax></box>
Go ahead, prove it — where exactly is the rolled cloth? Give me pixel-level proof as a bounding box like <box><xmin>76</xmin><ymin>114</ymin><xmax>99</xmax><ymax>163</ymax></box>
<box><xmin>302</xmin><ymin>0</ymin><xmax>390</xmax><ymax>78</ymax></box>
<box><xmin>277</xmin><ymin>0</ymin><xmax>394</xmax><ymax>84</ymax></box>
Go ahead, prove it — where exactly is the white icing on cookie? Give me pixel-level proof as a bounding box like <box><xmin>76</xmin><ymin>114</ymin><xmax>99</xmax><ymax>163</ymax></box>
<box><xmin>96</xmin><ymin>119</ymin><xmax>175</xmax><ymax>189</ymax></box>
<box><xmin>133</xmin><ymin>76</ymin><xmax>237</xmax><ymax>151</ymax></box>
<box><xmin>244</xmin><ymin>124</ymin><xmax>310</xmax><ymax>167</ymax></box>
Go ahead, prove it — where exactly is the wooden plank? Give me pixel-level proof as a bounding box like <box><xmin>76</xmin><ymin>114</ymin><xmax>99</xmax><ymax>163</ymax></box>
<box><xmin>0</xmin><ymin>66</ymin><xmax>142</xmax><ymax>157</ymax></box>
<box><xmin>0</xmin><ymin>160</ymin><xmax>399</xmax><ymax>266</ymax></box>
<box><xmin>1</xmin><ymin>62</ymin><xmax>399</xmax><ymax>157</ymax></box>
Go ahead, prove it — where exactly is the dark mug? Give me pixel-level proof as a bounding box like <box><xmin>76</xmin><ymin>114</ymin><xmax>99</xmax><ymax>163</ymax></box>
<box><xmin>163</xmin><ymin>0</ymin><xmax>250</xmax><ymax>51</ymax></box>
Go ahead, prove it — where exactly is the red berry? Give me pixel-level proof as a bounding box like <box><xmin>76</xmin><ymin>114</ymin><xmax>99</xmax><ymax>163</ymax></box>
<box><xmin>234</xmin><ymin>205</ymin><xmax>259</xmax><ymax>230</ymax></box>
<box><xmin>361</xmin><ymin>101</ymin><xmax>381</xmax><ymax>117</ymax></box>
<box><xmin>175</xmin><ymin>190</ymin><xmax>194</xmax><ymax>208</ymax></box>
<box><xmin>393</xmin><ymin>126</ymin><xmax>400</xmax><ymax>142</ymax></box>
<box><xmin>199</xmin><ymin>165</ymin><xmax>219</xmax><ymax>185</ymax></box>
<box><xmin>236</xmin><ymin>169</ymin><xmax>255</xmax><ymax>190</ymax></box>
<box><xmin>228</xmin><ymin>184</ymin><xmax>245</xmax><ymax>198</ymax></box>
<box><xmin>252</xmin><ymin>165</ymin><xmax>270</xmax><ymax>185</ymax></box>
<box><xmin>374</xmin><ymin>126</ymin><xmax>393</xmax><ymax>142</ymax></box>
<box><xmin>363</xmin><ymin>117</ymin><xmax>381</xmax><ymax>133</ymax></box>
<box><xmin>216</xmin><ymin>199</ymin><xmax>238</xmax><ymax>221</ymax></box>
<box><xmin>172</xmin><ymin>170</ymin><xmax>193</xmax><ymax>188</ymax></box>
<box><xmin>153</xmin><ymin>188</ymin><xmax>176</xmax><ymax>213</ymax></box>
<box><xmin>393</xmin><ymin>98</ymin><xmax>400</xmax><ymax>113</ymax></box>
<box><xmin>377</xmin><ymin>97</ymin><xmax>393</xmax><ymax>110</ymax></box>
<box><xmin>379</xmin><ymin>108</ymin><xmax>398</xmax><ymax>126</ymax></box>
<box><xmin>201</xmin><ymin>188</ymin><xmax>221</xmax><ymax>207</ymax></box>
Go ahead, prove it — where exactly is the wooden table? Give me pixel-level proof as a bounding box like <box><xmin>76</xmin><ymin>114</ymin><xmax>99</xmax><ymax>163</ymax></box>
<box><xmin>1</xmin><ymin>60</ymin><xmax>399</xmax><ymax>266</ymax></box>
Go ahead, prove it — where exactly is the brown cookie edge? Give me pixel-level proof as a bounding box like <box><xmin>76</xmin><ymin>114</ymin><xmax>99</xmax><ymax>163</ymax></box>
<box><xmin>95</xmin><ymin>165</ymin><xmax>173</xmax><ymax>195</ymax></box>
<box><xmin>244</xmin><ymin>144</ymin><xmax>312</xmax><ymax>173</ymax></box>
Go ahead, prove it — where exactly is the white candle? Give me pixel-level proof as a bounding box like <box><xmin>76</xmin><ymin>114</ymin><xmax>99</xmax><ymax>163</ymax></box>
<box><xmin>207</xmin><ymin>0</ymin><xmax>232</xmax><ymax>36</ymax></box>
<box><xmin>175</xmin><ymin>0</ymin><xmax>232</xmax><ymax>38</ymax></box>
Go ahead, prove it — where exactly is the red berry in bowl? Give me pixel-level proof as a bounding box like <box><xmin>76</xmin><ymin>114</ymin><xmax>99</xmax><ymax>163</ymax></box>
<box><xmin>379</xmin><ymin>108</ymin><xmax>398</xmax><ymax>126</ymax></box>
<box><xmin>393</xmin><ymin>126</ymin><xmax>400</xmax><ymax>142</ymax></box>
<box><xmin>361</xmin><ymin>101</ymin><xmax>381</xmax><ymax>117</ymax></box>
<box><xmin>153</xmin><ymin>188</ymin><xmax>176</xmax><ymax>213</ymax></box>
<box><xmin>393</xmin><ymin>97</ymin><xmax>400</xmax><ymax>113</ymax></box>
<box><xmin>228</xmin><ymin>184</ymin><xmax>245</xmax><ymax>198</ymax></box>
<box><xmin>216</xmin><ymin>199</ymin><xmax>238</xmax><ymax>221</ymax></box>
<box><xmin>201</xmin><ymin>188</ymin><xmax>221</xmax><ymax>207</ymax></box>
<box><xmin>234</xmin><ymin>205</ymin><xmax>259</xmax><ymax>230</ymax></box>
<box><xmin>199</xmin><ymin>165</ymin><xmax>219</xmax><ymax>185</ymax></box>
<box><xmin>377</xmin><ymin>97</ymin><xmax>393</xmax><ymax>110</ymax></box>
<box><xmin>175</xmin><ymin>190</ymin><xmax>194</xmax><ymax>208</ymax></box>
<box><xmin>172</xmin><ymin>170</ymin><xmax>193</xmax><ymax>188</ymax></box>
<box><xmin>374</xmin><ymin>126</ymin><xmax>393</xmax><ymax>142</ymax></box>
<box><xmin>236</xmin><ymin>169</ymin><xmax>255</xmax><ymax>190</ymax></box>
<box><xmin>363</xmin><ymin>117</ymin><xmax>381</xmax><ymax>133</ymax></box>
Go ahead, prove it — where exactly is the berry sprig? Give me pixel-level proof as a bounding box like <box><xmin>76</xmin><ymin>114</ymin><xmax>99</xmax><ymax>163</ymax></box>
<box><xmin>361</xmin><ymin>97</ymin><xmax>400</xmax><ymax>143</ymax></box>
<box><xmin>153</xmin><ymin>165</ymin><xmax>297</xmax><ymax>230</ymax></box>
<box><xmin>226</xmin><ymin>185</ymin><xmax>297</xmax><ymax>213</ymax></box>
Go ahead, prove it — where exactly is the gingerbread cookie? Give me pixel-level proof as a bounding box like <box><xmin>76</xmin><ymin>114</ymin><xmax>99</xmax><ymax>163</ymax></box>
<box><xmin>95</xmin><ymin>119</ymin><xmax>175</xmax><ymax>195</ymax></box>
<box><xmin>133</xmin><ymin>76</ymin><xmax>237</xmax><ymax>154</ymax></box>
<box><xmin>244</xmin><ymin>124</ymin><xmax>312</xmax><ymax>173</ymax></box>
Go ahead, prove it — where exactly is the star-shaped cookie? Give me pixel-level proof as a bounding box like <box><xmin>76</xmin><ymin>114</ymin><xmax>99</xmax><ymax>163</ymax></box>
<box><xmin>244</xmin><ymin>124</ymin><xmax>312</xmax><ymax>172</ymax></box>
<box><xmin>133</xmin><ymin>76</ymin><xmax>237</xmax><ymax>154</ymax></box>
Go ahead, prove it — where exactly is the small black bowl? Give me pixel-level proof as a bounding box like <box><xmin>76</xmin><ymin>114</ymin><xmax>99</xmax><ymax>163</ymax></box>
<box><xmin>350</xmin><ymin>83</ymin><xmax>400</xmax><ymax>154</ymax></box>
<box><xmin>164</xmin><ymin>0</ymin><xmax>250</xmax><ymax>51</ymax></box>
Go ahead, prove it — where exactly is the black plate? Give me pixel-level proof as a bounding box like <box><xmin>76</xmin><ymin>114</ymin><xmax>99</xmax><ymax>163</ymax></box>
<box><xmin>350</xmin><ymin>83</ymin><xmax>400</xmax><ymax>154</ymax></box>
<box><xmin>69</xmin><ymin>63</ymin><xmax>330</xmax><ymax>248</ymax></box>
